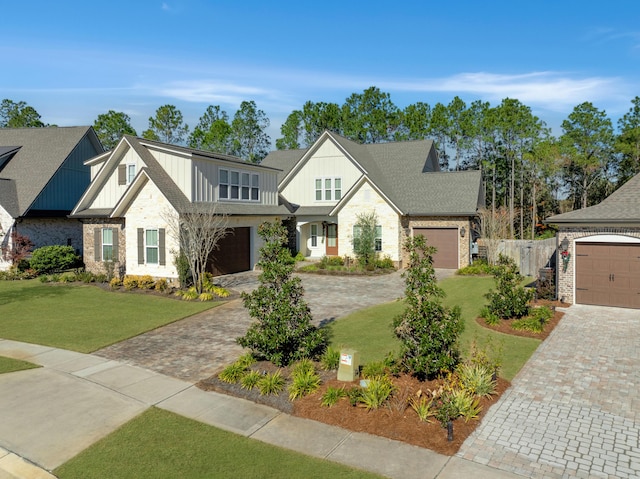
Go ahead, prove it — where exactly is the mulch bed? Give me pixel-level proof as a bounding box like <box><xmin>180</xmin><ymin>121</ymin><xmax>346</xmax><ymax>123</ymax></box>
<box><xmin>198</xmin><ymin>361</ymin><xmax>509</xmax><ymax>456</ymax></box>
<box><xmin>197</xmin><ymin>299</ymin><xmax>568</xmax><ymax>456</ymax></box>
<box><xmin>476</xmin><ymin>299</ymin><xmax>569</xmax><ymax>341</ymax></box>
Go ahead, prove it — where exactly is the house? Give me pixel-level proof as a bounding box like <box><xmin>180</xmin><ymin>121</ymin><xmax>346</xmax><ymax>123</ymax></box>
<box><xmin>0</xmin><ymin>127</ymin><xmax>103</xmax><ymax>270</ymax></box>
<box><xmin>71</xmin><ymin>132</ymin><xmax>483</xmax><ymax>282</ymax></box>
<box><xmin>545</xmin><ymin>172</ymin><xmax>640</xmax><ymax>309</ymax></box>
<box><xmin>261</xmin><ymin>131</ymin><xmax>483</xmax><ymax>269</ymax></box>
<box><xmin>70</xmin><ymin>135</ymin><xmax>290</xmax><ymax>280</ymax></box>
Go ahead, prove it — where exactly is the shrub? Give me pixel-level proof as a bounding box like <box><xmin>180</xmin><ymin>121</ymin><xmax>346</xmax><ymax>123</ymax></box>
<box><xmin>137</xmin><ymin>275</ymin><xmax>155</xmax><ymax>289</ymax></box>
<box><xmin>103</xmin><ymin>261</ymin><xmax>116</xmax><ymax>281</ymax></box>
<box><xmin>29</xmin><ymin>245</ymin><xmax>80</xmax><ymax>273</ymax></box>
<box><xmin>456</xmin><ymin>259</ymin><xmax>494</xmax><ymax>276</ymax></box>
<box><xmin>480</xmin><ymin>307</ymin><xmax>501</xmax><ymax>326</ymax></box>
<box><xmin>512</xmin><ymin>306</ymin><xmax>553</xmax><ymax>333</ymax></box>
<box><xmin>175</xmin><ymin>287</ymin><xmax>198</xmax><ymax>301</ymax></box>
<box><xmin>291</xmin><ymin>358</ymin><xmax>315</xmax><ymax>376</ymax></box>
<box><xmin>75</xmin><ymin>270</ymin><xmax>95</xmax><ymax>283</ymax></box>
<box><xmin>240</xmin><ymin>370</ymin><xmax>262</xmax><ymax>390</ymax></box>
<box><xmin>446</xmin><ymin>389</ymin><xmax>482</xmax><ymax>422</ymax></box>
<box><xmin>484</xmin><ymin>254</ymin><xmax>533</xmax><ymax>319</ymax></box>
<box><xmin>109</xmin><ymin>277</ymin><xmax>122</xmax><ymax>289</ymax></box>
<box><xmin>466</xmin><ymin>336</ymin><xmax>503</xmax><ymax>377</ymax></box>
<box><xmin>218</xmin><ymin>363</ymin><xmax>248</xmax><ymax>383</ymax></box>
<box><xmin>320</xmin><ymin>347</ymin><xmax>340</xmax><ymax>371</ymax></box>
<box><xmin>257</xmin><ymin>370</ymin><xmax>285</xmax><ymax>396</ymax></box>
<box><xmin>374</xmin><ymin>255</ymin><xmax>395</xmax><ymax>270</ymax></box>
<box><xmin>457</xmin><ymin>363</ymin><xmax>496</xmax><ymax>398</ymax></box>
<box><xmin>238</xmin><ymin>222</ymin><xmax>328</xmax><ymax>366</ymax></box>
<box><xmin>409</xmin><ymin>393</ymin><xmax>435</xmax><ymax>422</ymax></box>
<box><xmin>288</xmin><ymin>369</ymin><xmax>321</xmax><ymax>400</ymax></box>
<box><xmin>319</xmin><ymin>255</ymin><xmax>344</xmax><ymax>268</ymax></box>
<box><xmin>154</xmin><ymin>278</ymin><xmax>169</xmax><ymax>292</ymax></box>
<box><xmin>359</xmin><ymin>375</ymin><xmax>395</xmax><ymax>410</ymax></box>
<box><xmin>122</xmin><ymin>275</ymin><xmax>138</xmax><ymax>290</ymax></box>
<box><xmin>394</xmin><ymin>235</ymin><xmax>463</xmax><ymax>380</ymax></box>
<box><xmin>361</xmin><ymin>360</ymin><xmax>389</xmax><ymax>379</ymax></box>
<box><xmin>321</xmin><ymin>386</ymin><xmax>347</xmax><ymax>407</ymax></box>
<box><xmin>346</xmin><ymin>386</ymin><xmax>363</xmax><ymax>407</ymax></box>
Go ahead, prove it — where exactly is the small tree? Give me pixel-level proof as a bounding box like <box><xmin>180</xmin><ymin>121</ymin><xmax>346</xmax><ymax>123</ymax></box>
<box><xmin>1</xmin><ymin>230</ymin><xmax>33</xmax><ymax>268</ymax></box>
<box><xmin>163</xmin><ymin>203</ymin><xmax>229</xmax><ymax>294</ymax></box>
<box><xmin>393</xmin><ymin>235</ymin><xmax>463</xmax><ymax>380</ymax></box>
<box><xmin>238</xmin><ymin>221</ymin><xmax>328</xmax><ymax>366</ymax></box>
<box><xmin>352</xmin><ymin>211</ymin><xmax>378</xmax><ymax>267</ymax></box>
<box><xmin>484</xmin><ymin>254</ymin><xmax>534</xmax><ymax>319</ymax></box>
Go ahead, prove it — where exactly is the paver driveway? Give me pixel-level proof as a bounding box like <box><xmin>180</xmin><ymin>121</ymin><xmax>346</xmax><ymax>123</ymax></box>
<box><xmin>96</xmin><ymin>270</ymin><xmax>453</xmax><ymax>383</ymax></box>
<box><xmin>459</xmin><ymin>304</ymin><xmax>640</xmax><ymax>478</ymax></box>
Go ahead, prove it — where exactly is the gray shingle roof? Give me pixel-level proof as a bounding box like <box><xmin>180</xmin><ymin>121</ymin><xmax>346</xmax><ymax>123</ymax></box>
<box><xmin>261</xmin><ymin>132</ymin><xmax>482</xmax><ymax>216</ymax></box>
<box><xmin>0</xmin><ymin>126</ymin><xmax>97</xmax><ymax>217</ymax></box>
<box><xmin>546</xmin><ymin>172</ymin><xmax>640</xmax><ymax>224</ymax></box>
<box><xmin>0</xmin><ymin>179</ymin><xmax>19</xmax><ymax>217</ymax></box>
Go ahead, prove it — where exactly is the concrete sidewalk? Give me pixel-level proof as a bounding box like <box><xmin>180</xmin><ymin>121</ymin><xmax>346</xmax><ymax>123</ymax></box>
<box><xmin>0</xmin><ymin>339</ymin><xmax>520</xmax><ymax>479</ymax></box>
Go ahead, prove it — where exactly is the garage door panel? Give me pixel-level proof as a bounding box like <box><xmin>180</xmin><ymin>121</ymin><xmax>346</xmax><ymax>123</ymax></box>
<box><xmin>575</xmin><ymin>242</ymin><xmax>640</xmax><ymax>308</ymax></box>
<box><xmin>413</xmin><ymin>228</ymin><xmax>458</xmax><ymax>269</ymax></box>
<box><xmin>208</xmin><ymin>227</ymin><xmax>250</xmax><ymax>276</ymax></box>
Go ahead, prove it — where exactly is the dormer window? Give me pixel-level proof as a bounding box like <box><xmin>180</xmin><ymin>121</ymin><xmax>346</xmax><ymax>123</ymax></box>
<box><xmin>219</xmin><ymin>168</ymin><xmax>259</xmax><ymax>201</ymax></box>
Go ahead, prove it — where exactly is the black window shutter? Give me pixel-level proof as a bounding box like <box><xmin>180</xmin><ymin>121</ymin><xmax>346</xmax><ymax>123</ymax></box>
<box><xmin>94</xmin><ymin>228</ymin><xmax>101</xmax><ymax>261</ymax></box>
<box><xmin>159</xmin><ymin>228</ymin><xmax>166</xmax><ymax>266</ymax></box>
<box><xmin>137</xmin><ymin>228</ymin><xmax>144</xmax><ymax>264</ymax></box>
<box><xmin>118</xmin><ymin>165</ymin><xmax>126</xmax><ymax>185</ymax></box>
<box><xmin>112</xmin><ymin>229</ymin><xmax>119</xmax><ymax>262</ymax></box>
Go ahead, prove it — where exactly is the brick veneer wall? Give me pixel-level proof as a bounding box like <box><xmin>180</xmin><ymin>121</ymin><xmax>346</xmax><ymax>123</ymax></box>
<box><xmin>556</xmin><ymin>227</ymin><xmax>640</xmax><ymax>304</ymax></box>
<box><xmin>400</xmin><ymin>216</ymin><xmax>472</xmax><ymax>269</ymax></box>
<box><xmin>82</xmin><ymin>218</ymin><xmax>126</xmax><ymax>277</ymax></box>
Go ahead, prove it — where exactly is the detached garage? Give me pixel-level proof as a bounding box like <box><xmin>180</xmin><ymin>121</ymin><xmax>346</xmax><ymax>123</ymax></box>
<box><xmin>546</xmin><ymin>172</ymin><xmax>640</xmax><ymax>309</ymax></box>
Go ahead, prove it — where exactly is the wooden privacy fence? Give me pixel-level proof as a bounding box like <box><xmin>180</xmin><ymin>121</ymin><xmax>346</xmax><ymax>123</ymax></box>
<box><xmin>477</xmin><ymin>238</ymin><xmax>557</xmax><ymax>277</ymax></box>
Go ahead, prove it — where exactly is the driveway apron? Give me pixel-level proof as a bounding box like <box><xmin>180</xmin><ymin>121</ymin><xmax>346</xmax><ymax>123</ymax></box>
<box><xmin>459</xmin><ymin>304</ymin><xmax>640</xmax><ymax>478</ymax></box>
<box><xmin>95</xmin><ymin>270</ymin><xmax>453</xmax><ymax>383</ymax></box>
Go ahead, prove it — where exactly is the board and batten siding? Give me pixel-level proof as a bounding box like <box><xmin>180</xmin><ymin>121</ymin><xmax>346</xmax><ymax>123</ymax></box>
<box><xmin>90</xmin><ymin>148</ymin><xmax>143</xmax><ymax>209</ymax></box>
<box><xmin>192</xmin><ymin>158</ymin><xmax>279</xmax><ymax>205</ymax></box>
<box><xmin>30</xmin><ymin>134</ymin><xmax>98</xmax><ymax>211</ymax></box>
<box><xmin>280</xmin><ymin>140</ymin><xmax>362</xmax><ymax>206</ymax></box>
<box><xmin>149</xmin><ymin>148</ymin><xmax>192</xmax><ymax>200</ymax></box>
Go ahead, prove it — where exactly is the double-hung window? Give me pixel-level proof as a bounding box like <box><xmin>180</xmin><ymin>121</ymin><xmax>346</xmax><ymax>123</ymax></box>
<box><xmin>146</xmin><ymin>229</ymin><xmax>159</xmax><ymax>264</ymax></box>
<box><xmin>219</xmin><ymin>168</ymin><xmax>259</xmax><ymax>201</ymax></box>
<box><xmin>315</xmin><ymin>177</ymin><xmax>342</xmax><ymax>201</ymax></box>
<box><xmin>310</xmin><ymin>224</ymin><xmax>318</xmax><ymax>247</ymax></box>
<box><xmin>352</xmin><ymin>225</ymin><xmax>382</xmax><ymax>252</ymax></box>
<box><xmin>102</xmin><ymin>228</ymin><xmax>113</xmax><ymax>261</ymax></box>
<box><xmin>127</xmin><ymin>164</ymin><xmax>136</xmax><ymax>184</ymax></box>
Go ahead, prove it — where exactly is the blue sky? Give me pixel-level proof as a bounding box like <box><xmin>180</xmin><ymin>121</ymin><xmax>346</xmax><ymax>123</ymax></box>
<box><xmin>2</xmin><ymin>1</ymin><xmax>639</xmax><ymax>143</ymax></box>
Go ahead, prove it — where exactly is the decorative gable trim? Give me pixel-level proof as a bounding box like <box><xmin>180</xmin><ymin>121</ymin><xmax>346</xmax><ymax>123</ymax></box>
<box><xmin>329</xmin><ymin>176</ymin><xmax>403</xmax><ymax>217</ymax></box>
<box><xmin>278</xmin><ymin>131</ymin><xmax>367</xmax><ymax>190</ymax></box>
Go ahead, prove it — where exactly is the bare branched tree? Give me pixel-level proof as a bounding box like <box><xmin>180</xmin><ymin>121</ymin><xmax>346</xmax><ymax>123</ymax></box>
<box><xmin>477</xmin><ymin>207</ymin><xmax>512</xmax><ymax>265</ymax></box>
<box><xmin>163</xmin><ymin>203</ymin><xmax>229</xmax><ymax>293</ymax></box>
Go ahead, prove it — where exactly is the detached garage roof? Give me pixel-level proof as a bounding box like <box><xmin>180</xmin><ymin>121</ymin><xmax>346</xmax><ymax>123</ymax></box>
<box><xmin>546</xmin><ymin>173</ymin><xmax>640</xmax><ymax>224</ymax></box>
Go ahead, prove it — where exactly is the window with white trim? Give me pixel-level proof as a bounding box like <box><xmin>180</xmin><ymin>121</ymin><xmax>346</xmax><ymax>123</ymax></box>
<box><xmin>219</xmin><ymin>168</ymin><xmax>259</xmax><ymax>201</ymax></box>
<box><xmin>353</xmin><ymin>224</ymin><xmax>382</xmax><ymax>252</ymax></box>
<box><xmin>126</xmin><ymin>164</ymin><xmax>136</xmax><ymax>184</ymax></box>
<box><xmin>145</xmin><ymin>229</ymin><xmax>159</xmax><ymax>264</ymax></box>
<box><xmin>102</xmin><ymin>228</ymin><xmax>113</xmax><ymax>261</ymax></box>
<box><xmin>315</xmin><ymin>177</ymin><xmax>342</xmax><ymax>201</ymax></box>
<box><xmin>310</xmin><ymin>224</ymin><xmax>318</xmax><ymax>247</ymax></box>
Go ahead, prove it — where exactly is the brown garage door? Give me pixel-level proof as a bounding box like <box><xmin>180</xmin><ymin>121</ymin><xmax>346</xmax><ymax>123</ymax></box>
<box><xmin>575</xmin><ymin>243</ymin><xmax>640</xmax><ymax>308</ymax></box>
<box><xmin>208</xmin><ymin>227</ymin><xmax>251</xmax><ymax>276</ymax></box>
<box><xmin>413</xmin><ymin>228</ymin><xmax>458</xmax><ymax>269</ymax></box>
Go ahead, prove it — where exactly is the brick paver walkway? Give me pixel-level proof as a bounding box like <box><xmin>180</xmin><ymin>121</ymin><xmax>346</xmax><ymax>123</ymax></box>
<box><xmin>459</xmin><ymin>304</ymin><xmax>640</xmax><ymax>478</ymax></box>
<box><xmin>97</xmin><ymin>270</ymin><xmax>454</xmax><ymax>382</ymax></box>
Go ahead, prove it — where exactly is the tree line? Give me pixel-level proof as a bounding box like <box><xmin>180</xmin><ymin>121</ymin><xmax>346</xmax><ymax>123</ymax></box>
<box><xmin>3</xmin><ymin>88</ymin><xmax>640</xmax><ymax>240</ymax></box>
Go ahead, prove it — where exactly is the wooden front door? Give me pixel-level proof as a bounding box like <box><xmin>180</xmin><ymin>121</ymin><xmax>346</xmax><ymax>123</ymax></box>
<box><xmin>326</xmin><ymin>223</ymin><xmax>338</xmax><ymax>256</ymax></box>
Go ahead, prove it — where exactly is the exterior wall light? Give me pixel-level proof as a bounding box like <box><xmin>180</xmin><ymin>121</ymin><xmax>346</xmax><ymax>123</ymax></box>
<box><xmin>460</xmin><ymin>227</ymin><xmax>466</xmax><ymax>238</ymax></box>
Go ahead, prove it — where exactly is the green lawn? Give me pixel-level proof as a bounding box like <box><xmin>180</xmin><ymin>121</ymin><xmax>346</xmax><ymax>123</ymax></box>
<box><xmin>54</xmin><ymin>408</ymin><xmax>383</xmax><ymax>479</ymax></box>
<box><xmin>0</xmin><ymin>280</ymin><xmax>218</xmax><ymax>353</ymax></box>
<box><xmin>0</xmin><ymin>356</ymin><xmax>39</xmax><ymax>374</ymax></box>
<box><xmin>329</xmin><ymin>275</ymin><xmax>540</xmax><ymax>381</ymax></box>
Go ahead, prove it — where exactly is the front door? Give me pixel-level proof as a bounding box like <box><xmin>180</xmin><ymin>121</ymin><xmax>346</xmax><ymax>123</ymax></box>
<box><xmin>326</xmin><ymin>223</ymin><xmax>338</xmax><ymax>256</ymax></box>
